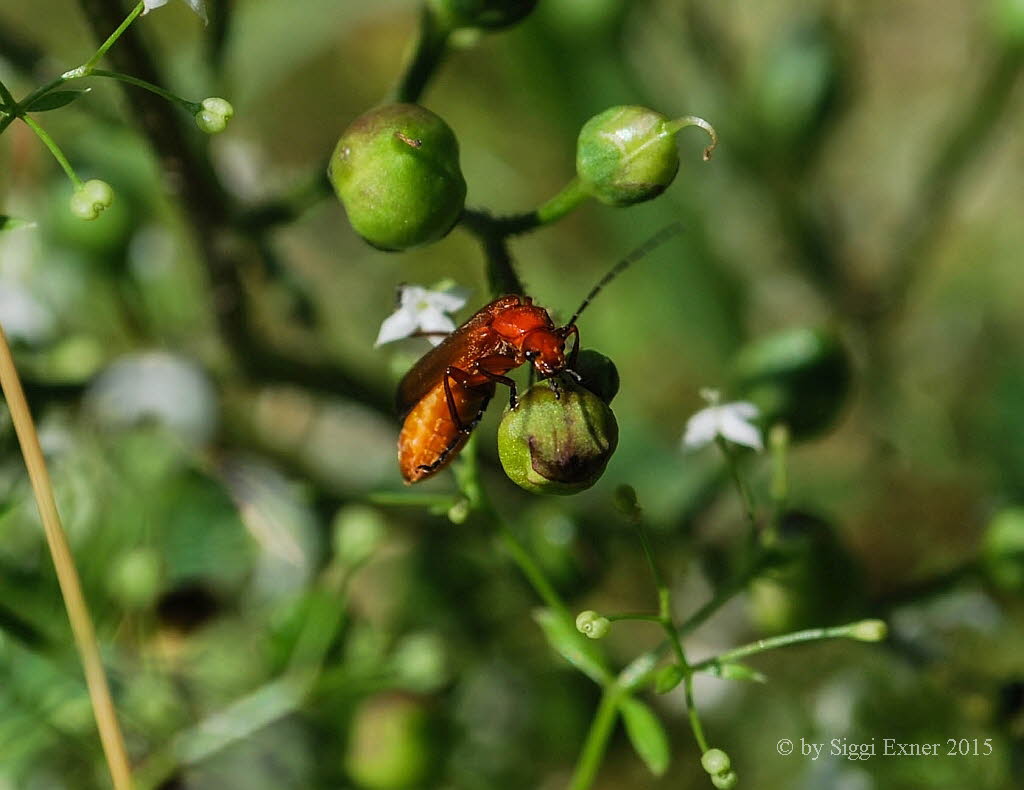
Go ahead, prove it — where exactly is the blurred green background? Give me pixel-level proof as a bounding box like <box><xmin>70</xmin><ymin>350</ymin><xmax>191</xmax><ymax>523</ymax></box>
<box><xmin>2</xmin><ymin>0</ymin><xmax>1024</xmax><ymax>788</ymax></box>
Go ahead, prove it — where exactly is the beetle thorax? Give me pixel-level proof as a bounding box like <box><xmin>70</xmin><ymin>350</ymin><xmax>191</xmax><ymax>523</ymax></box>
<box><xmin>490</xmin><ymin>305</ymin><xmax>566</xmax><ymax>375</ymax></box>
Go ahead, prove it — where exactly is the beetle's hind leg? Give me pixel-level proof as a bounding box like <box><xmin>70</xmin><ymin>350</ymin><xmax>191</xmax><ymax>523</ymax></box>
<box><xmin>415</xmin><ymin>367</ymin><xmax>492</xmax><ymax>475</ymax></box>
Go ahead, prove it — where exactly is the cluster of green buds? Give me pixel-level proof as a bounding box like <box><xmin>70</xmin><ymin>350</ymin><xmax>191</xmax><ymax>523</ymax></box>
<box><xmin>701</xmin><ymin>749</ymin><xmax>737</xmax><ymax>789</ymax></box>
<box><xmin>575</xmin><ymin>106</ymin><xmax>718</xmax><ymax>206</ymax></box>
<box><xmin>575</xmin><ymin>609</ymin><xmax>611</xmax><ymax>639</ymax></box>
<box><xmin>194</xmin><ymin>97</ymin><xmax>234</xmax><ymax>134</ymax></box>
<box><xmin>69</xmin><ymin>179</ymin><xmax>115</xmax><ymax>221</ymax></box>
<box><xmin>497</xmin><ymin>365</ymin><xmax>619</xmax><ymax>495</ymax></box>
<box><xmin>329</xmin><ymin>104</ymin><xmax>466</xmax><ymax>250</ymax></box>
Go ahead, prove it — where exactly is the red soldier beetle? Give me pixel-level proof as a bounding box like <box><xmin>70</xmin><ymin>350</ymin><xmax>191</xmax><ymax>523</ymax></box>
<box><xmin>395</xmin><ymin>224</ymin><xmax>681</xmax><ymax>483</ymax></box>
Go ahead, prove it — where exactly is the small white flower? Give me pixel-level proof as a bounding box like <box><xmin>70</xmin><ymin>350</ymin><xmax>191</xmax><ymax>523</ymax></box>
<box><xmin>143</xmin><ymin>0</ymin><xmax>208</xmax><ymax>24</ymax></box>
<box><xmin>683</xmin><ymin>389</ymin><xmax>763</xmax><ymax>451</ymax></box>
<box><xmin>375</xmin><ymin>284</ymin><xmax>469</xmax><ymax>347</ymax></box>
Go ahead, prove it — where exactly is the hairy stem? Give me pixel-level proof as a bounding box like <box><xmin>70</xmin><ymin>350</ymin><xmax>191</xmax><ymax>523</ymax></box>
<box><xmin>0</xmin><ymin>325</ymin><xmax>133</xmax><ymax>790</ymax></box>
<box><xmin>394</xmin><ymin>6</ymin><xmax>451</xmax><ymax>103</ymax></box>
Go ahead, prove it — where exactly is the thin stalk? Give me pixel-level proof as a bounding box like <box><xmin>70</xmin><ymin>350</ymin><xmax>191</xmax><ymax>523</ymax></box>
<box><xmin>89</xmin><ymin>70</ymin><xmax>200</xmax><ymax>112</ymax></box>
<box><xmin>0</xmin><ymin>77</ymin><xmax>16</xmax><ymax>109</ymax></box>
<box><xmin>394</xmin><ymin>6</ymin><xmax>451</xmax><ymax>103</ymax></box>
<box><xmin>715</xmin><ymin>436</ymin><xmax>758</xmax><ymax>536</ymax></box>
<box><xmin>77</xmin><ymin>1</ymin><xmax>145</xmax><ymax>76</ymax></box>
<box><xmin>690</xmin><ymin>621</ymin><xmax>881</xmax><ymax>671</ymax></box>
<box><xmin>0</xmin><ymin>325</ymin><xmax>132</xmax><ymax>790</ymax></box>
<box><xmin>21</xmin><ymin>115</ymin><xmax>82</xmax><ymax>188</ymax></box>
<box><xmin>567</xmin><ymin>685</ymin><xmax>624</xmax><ymax>790</ymax></box>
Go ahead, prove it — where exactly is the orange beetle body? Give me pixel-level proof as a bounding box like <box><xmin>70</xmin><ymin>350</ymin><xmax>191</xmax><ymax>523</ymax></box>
<box><xmin>397</xmin><ymin>295</ymin><xmax>578</xmax><ymax>483</ymax></box>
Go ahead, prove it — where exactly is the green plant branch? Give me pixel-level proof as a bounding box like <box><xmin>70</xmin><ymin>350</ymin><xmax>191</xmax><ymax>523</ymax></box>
<box><xmin>395</xmin><ymin>5</ymin><xmax>452</xmax><ymax>103</ymax></box>
<box><xmin>21</xmin><ymin>115</ymin><xmax>83</xmax><ymax>188</ymax></box>
<box><xmin>0</xmin><ymin>325</ymin><xmax>133</xmax><ymax>790</ymax></box>
<box><xmin>567</xmin><ymin>684</ymin><xmax>625</xmax><ymax>790</ymax></box>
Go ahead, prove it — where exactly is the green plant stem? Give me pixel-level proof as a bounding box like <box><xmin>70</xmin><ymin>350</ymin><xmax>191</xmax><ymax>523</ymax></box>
<box><xmin>0</xmin><ymin>77</ymin><xmax>16</xmax><ymax>109</ymax></box>
<box><xmin>21</xmin><ymin>115</ymin><xmax>82</xmax><ymax>188</ymax></box>
<box><xmin>691</xmin><ymin>621</ymin><xmax>877</xmax><ymax>671</ymax></box>
<box><xmin>395</xmin><ymin>6</ymin><xmax>451</xmax><ymax>103</ymax></box>
<box><xmin>715</xmin><ymin>436</ymin><xmax>758</xmax><ymax>536</ymax></box>
<box><xmin>567</xmin><ymin>685</ymin><xmax>625</xmax><ymax>790</ymax></box>
<box><xmin>767</xmin><ymin>422</ymin><xmax>789</xmax><ymax>540</ymax></box>
<box><xmin>683</xmin><ymin>673</ymin><xmax>709</xmax><ymax>752</ymax></box>
<box><xmin>0</xmin><ymin>325</ymin><xmax>133</xmax><ymax>790</ymax></box>
<box><xmin>89</xmin><ymin>69</ymin><xmax>201</xmax><ymax>112</ymax></box>
<box><xmin>77</xmin><ymin>1</ymin><xmax>145</xmax><ymax>76</ymax></box>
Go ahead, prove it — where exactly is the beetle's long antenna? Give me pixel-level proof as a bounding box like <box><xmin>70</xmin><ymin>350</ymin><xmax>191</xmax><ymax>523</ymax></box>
<box><xmin>565</xmin><ymin>222</ymin><xmax>683</xmax><ymax>327</ymax></box>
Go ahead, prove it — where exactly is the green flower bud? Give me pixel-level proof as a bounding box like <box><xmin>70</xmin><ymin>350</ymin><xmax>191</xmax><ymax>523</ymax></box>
<box><xmin>69</xmin><ymin>179</ymin><xmax>114</xmax><ymax>220</ymax></box>
<box><xmin>428</xmin><ymin>0</ymin><xmax>537</xmax><ymax>29</ymax></box>
<box><xmin>497</xmin><ymin>380</ymin><xmax>618</xmax><ymax>495</ymax></box>
<box><xmin>612</xmin><ymin>483</ymin><xmax>641</xmax><ymax>520</ymax></box>
<box><xmin>573</xmin><ymin>349</ymin><xmax>619</xmax><ymax>403</ymax></box>
<box><xmin>711</xmin><ymin>770</ymin><xmax>738</xmax><ymax>789</ymax></box>
<box><xmin>332</xmin><ymin>504</ymin><xmax>387</xmax><ymax>567</ymax></box>
<box><xmin>195</xmin><ymin>97</ymin><xmax>234</xmax><ymax>134</ymax></box>
<box><xmin>701</xmin><ymin>748</ymin><xmax>732</xmax><ymax>776</ymax></box>
<box><xmin>982</xmin><ymin>507</ymin><xmax>1024</xmax><ymax>592</ymax></box>
<box><xmin>575</xmin><ymin>609</ymin><xmax>611</xmax><ymax>639</ymax></box>
<box><xmin>848</xmin><ymin>619</ymin><xmax>888</xmax><ymax>643</ymax></box>
<box><xmin>108</xmin><ymin>548</ymin><xmax>162</xmax><ymax>610</ymax></box>
<box><xmin>732</xmin><ymin>327</ymin><xmax>851</xmax><ymax>439</ymax></box>
<box><xmin>344</xmin><ymin>693</ymin><xmax>437</xmax><ymax>789</ymax></box>
<box><xmin>576</xmin><ymin>106</ymin><xmax>716</xmax><ymax>206</ymax></box>
<box><xmin>329</xmin><ymin>103</ymin><xmax>466</xmax><ymax>251</ymax></box>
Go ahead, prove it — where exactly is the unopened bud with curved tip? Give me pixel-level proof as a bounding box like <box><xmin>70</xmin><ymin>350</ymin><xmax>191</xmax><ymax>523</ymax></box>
<box><xmin>428</xmin><ymin>0</ymin><xmax>538</xmax><ymax>29</ymax></box>
<box><xmin>497</xmin><ymin>380</ymin><xmax>618</xmax><ymax>495</ymax></box>
<box><xmin>69</xmin><ymin>179</ymin><xmax>114</xmax><ymax>220</ymax></box>
<box><xmin>847</xmin><ymin>619</ymin><xmax>887</xmax><ymax>642</ymax></box>
<box><xmin>576</xmin><ymin>105</ymin><xmax>717</xmax><ymax>206</ymax></box>
<box><xmin>575</xmin><ymin>609</ymin><xmax>611</xmax><ymax>639</ymax></box>
<box><xmin>711</xmin><ymin>770</ymin><xmax>738</xmax><ymax>789</ymax></box>
<box><xmin>195</xmin><ymin>97</ymin><xmax>234</xmax><ymax>134</ymax></box>
<box><xmin>329</xmin><ymin>103</ymin><xmax>467</xmax><ymax>251</ymax></box>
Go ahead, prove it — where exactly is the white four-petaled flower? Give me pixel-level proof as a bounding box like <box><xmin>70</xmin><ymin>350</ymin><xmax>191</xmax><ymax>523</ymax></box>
<box><xmin>375</xmin><ymin>284</ymin><xmax>469</xmax><ymax>347</ymax></box>
<box><xmin>683</xmin><ymin>389</ymin><xmax>763</xmax><ymax>451</ymax></box>
<box><xmin>143</xmin><ymin>0</ymin><xmax>208</xmax><ymax>24</ymax></box>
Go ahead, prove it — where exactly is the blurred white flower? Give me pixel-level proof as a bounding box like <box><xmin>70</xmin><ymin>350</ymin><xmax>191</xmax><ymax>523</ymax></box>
<box><xmin>375</xmin><ymin>284</ymin><xmax>469</xmax><ymax>347</ymax></box>
<box><xmin>85</xmin><ymin>351</ymin><xmax>217</xmax><ymax>445</ymax></box>
<box><xmin>683</xmin><ymin>389</ymin><xmax>763</xmax><ymax>451</ymax></box>
<box><xmin>0</xmin><ymin>282</ymin><xmax>56</xmax><ymax>344</ymax></box>
<box><xmin>143</xmin><ymin>0</ymin><xmax>208</xmax><ymax>23</ymax></box>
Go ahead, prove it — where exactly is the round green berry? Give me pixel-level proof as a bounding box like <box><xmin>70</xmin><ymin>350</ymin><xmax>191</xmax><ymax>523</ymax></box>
<box><xmin>497</xmin><ymin>380</ymin><xmax>618</xmax><ymax>495</ymax></box>
<box><xmin>701</xmin><ymin>748</ymin><xmax>731</xmax><ymax>776</ymax></box>
<box><xmin>69</xmin><ymin>179</ymin><xmax>114</xmax><ymax>221</ymax></box>
<box><xmin>329</xmin><ymin>103</ymin><xmax>467</xmax><ymax>251</ymax></box>
<box><xmin>195</xmin><ymin>97</ymin><xmax>234</xmax><ymax>134</ymax></box>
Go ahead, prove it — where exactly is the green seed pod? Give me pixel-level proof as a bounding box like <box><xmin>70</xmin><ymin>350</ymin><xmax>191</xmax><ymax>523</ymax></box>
<box><xmin>576</xmin><ymin>106</ymin><xmax>716</xmax><ymax>206</ymax></box>
<box><xmin>732</xmin><ymin>326</ymin><xmax>851</xmax><ymax>440</ymax></box>
<box><xmin>329</xmin><ymin>103</ymin><xmax>467</xmax><ymax>251</ymax></box>
<box><xmin>427</xmin><ymin>0</ymin><xmax>538</xmax><ymax>29</ymax></box>
<box><xmin>982</xmin><ymin>507</ymin><xmax>1024</xmax><ymax>593</ymax></box>
<box><xmin>344</xmin><ymin>693</ymin><xmax>437</xmax><ymax>789</ymax></box>
<box><xmin>573</xmin><ymin>349</ymin><xmax>619</xmax><ymax>403</ymax></box>
<box><xmin>701</xmin><ymin>748</ymin><xmax>732</xmax><ymax>776</ymax></box>
<box><xmin>497</xmin><ymin>380</ymin><xmax>618</xmax><ymax>495</ymax></box>
<box><xmin>711</xmin><ymin>770</ymin><xmax>739</xmax><ymax>790</ymax></box>
<box><xmin>195</xmin><ymin>97</ymin><xmax>234</xmax><ymax>134</ymax></box>
<box><xmin>575</xmin><ymin>610</ymin><xmax>611</xmax><ymax>639</ymax></box>
<box><xmin>69</xmin><ymin>179</ymin><xmax>114</xmax><ymax>220</ymax></box>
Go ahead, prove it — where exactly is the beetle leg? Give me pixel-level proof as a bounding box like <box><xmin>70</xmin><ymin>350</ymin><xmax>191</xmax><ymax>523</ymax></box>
<box><xmin>476</xmin><ymin>356</ymin><xmax>518</xmax><ymax>409</ymax></box>
<box><xmin>408</xmin><ymin>330</ymin><xmax>450</xmax><ymax>340</ymax></box>
<box><xmin>416</xmin><ymin>371</ymin><xmax>491</xmax><ymax>475</ymax></box>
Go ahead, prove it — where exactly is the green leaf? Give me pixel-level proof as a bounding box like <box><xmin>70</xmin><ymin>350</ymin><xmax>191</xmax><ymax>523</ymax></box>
<box><xmin>25</xmin><ymin>89</ymin><xmax>91</xmax><ymax>112</ymax></box>
<box><xmin>654</xmin><ymin>663</ymin><xmax>685</xmax><ymax>694</ymax></box>
<box><xmin>0</xmin><ymin>216</ymin><xmax>35</xmax><ymax>233</ymax></box>
<box><xmin>620</xmin><ymin>697</ymin><xmax>671</xmax><ymax>776</ymax></box>
<box><xmin>532</xmin><ymin>608</ymin><xmax>611</xmax><ymax>684</ymax></box>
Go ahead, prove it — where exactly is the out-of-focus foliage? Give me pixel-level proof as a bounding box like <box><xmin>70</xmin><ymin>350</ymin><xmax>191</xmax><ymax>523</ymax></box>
<box><xmin>1</xmin><ymin>0</ymin><xmax>1023</xmax><ymax>788</ymax></box>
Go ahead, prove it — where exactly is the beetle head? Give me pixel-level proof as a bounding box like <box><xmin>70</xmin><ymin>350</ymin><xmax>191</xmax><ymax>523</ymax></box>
<box><xmin>523</xmin><ymin>329</ymin><xmax>566</xmax><ymax>376</ymax></box>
